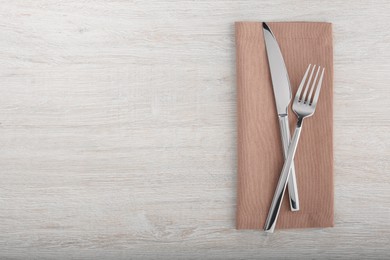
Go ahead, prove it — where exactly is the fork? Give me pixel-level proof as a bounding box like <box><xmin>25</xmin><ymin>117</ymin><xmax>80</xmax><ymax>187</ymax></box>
<box><xmin>264</xmin><ymin>64</ymin><xmax>325</xmax><ymax>233</ymax></box>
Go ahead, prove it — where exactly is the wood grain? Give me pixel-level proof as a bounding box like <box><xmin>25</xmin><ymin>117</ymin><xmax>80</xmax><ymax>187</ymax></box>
<box><xmin>236</xmin><ymin>22</ymin><xmax>333</xmax><ymax>229</ymax></box>
<box><xmin>0</xmin><ymin>0</ymin><xmax>389</xmax><ymax>259</ymax></box>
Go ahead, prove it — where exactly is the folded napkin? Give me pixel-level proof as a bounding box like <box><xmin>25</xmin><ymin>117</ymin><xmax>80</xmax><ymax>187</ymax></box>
<box><xmin>235</xmin><ymin>22</ymin><xmax>333</xmax><ymax>229</ymax></box>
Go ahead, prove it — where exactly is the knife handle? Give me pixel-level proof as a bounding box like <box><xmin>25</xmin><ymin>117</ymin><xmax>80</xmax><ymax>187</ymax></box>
<box><xmin>264</xmin><ymin>120</ymin><xmax>303</xmax><ymax>232</ymax></box>
<box><xmin>278</xmin><ymin>115</ymin><xmax>300</xmax><ymax>211</ymax></box>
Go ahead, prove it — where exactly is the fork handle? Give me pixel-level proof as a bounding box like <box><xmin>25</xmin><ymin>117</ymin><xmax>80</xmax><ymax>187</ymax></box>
<box><xmin>279</xmin><ymin>116</ymin><xmax>300</xmax><ymax>211</ymax></box>
<box><xmin>264</xmin><ymin>118</ymin><xmax>304</xmax><ymax>233</ymax></box>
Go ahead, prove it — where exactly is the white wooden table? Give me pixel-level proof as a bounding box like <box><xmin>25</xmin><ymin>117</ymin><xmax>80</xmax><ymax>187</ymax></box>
<box><xmin>0</xmin><ymin>1</ymin><xmax>389</xmax><ymax>259</ymax></box>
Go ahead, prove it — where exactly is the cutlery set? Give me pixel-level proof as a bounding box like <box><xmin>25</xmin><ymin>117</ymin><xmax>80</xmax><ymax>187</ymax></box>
<box><xmin>262</xmin><ymin>22</ymin><xmax>325</xmax><ymax>233</ymax></box>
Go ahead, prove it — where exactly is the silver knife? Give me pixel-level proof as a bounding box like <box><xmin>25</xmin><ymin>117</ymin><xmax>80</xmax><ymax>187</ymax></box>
<box><xmin>262</xmin><ymin>22</ymin><xmax>300</xmax><ymax>212</ymax></box>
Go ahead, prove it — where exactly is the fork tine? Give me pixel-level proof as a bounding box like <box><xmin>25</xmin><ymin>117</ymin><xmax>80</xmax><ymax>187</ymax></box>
<box><xmin>295</xmin><ymin>64</ymin><xmax>311</xmax><ymax>102</ymax></box>
<box><xmin>301</xmin><ymin>65</ymin><xmax>316</xmax><ymax>103</ymax></box>
<box><xmin>312</xmin><ymin>68</ymin><xmax>325</xmax><ymax>106</ymax></box>
<box><xmin>307</xmin><ymin>66</ymin><xmax>321</xmax><ymax>104</ymax></box>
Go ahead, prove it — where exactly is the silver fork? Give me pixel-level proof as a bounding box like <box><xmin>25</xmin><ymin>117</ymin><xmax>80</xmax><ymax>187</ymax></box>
<box><xmin>264</xmin><ymin>64</ymin><xmax>325</xmax><ymax>233</ymax></box>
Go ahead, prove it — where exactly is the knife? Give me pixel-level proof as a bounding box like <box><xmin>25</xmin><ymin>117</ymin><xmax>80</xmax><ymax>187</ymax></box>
<box><xmin>262</xmin><ymin>22</ymin><xmax>300</xmax><ymax>212</ymax></box>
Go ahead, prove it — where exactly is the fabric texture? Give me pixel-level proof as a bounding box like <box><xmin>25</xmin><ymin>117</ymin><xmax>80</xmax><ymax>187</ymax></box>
<box><xmin>235</xmin><ymin>22</ymin><xmax>333</xmax><ymax>229</ymax></box>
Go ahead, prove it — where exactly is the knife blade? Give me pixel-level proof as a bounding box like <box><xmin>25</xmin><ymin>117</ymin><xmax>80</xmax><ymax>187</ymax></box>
<box><xmin>262</xmin><ymin>22</ymin><xmax>300</xmax><ymax>213</ymax></box>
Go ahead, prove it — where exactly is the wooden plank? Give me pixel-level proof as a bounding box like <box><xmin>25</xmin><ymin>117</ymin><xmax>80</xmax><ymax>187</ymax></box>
<box><xmin>0</xmin><ymin>0</ymin><xmax>389</xmax><ymax>259</ymax></box>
